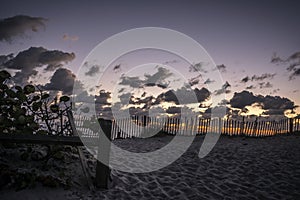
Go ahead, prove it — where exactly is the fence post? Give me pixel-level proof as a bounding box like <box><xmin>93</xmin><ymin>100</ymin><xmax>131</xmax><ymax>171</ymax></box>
<box><xmin>253</xmin><ymin>117</ymin><xmax>258</xmax><ymax>137</ymax></box>
<box><xmin>95</xmin><ymin>118</ymin><xmax>112</xmax><ymax>189</ymax></box>
<box><xmin>240</xmin><ymin>116</ymin><xmax>245</xmax><ymax>136</ymax></box>
<box><xmin>289</xmin><ymin>118</ymin><xmax>293</xmax><ymax>134</ymax></box>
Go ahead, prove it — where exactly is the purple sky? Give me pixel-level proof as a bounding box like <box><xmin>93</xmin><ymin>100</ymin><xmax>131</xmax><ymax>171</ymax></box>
<box><xmin>1</xmin><ymin>0</ymin><xmax>299</xmax><ymax>117</ymax></box>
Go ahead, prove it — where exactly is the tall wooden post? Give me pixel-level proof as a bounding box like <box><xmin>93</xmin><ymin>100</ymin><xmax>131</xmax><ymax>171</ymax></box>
<box><xmin>240</xmin><ymin>116</ymin><xmax>245</xmax><ymax>136</ymax></box>
<box><xmin>253</xmin><ymin>117</ymin><xmax>258</xmax><ymax>137</ymax></box>
<box><xmin>95</xmin><ymin>118</ymin><xmax>112</xmax><ymax>189</ymax></box>
<box><xmin>289</xmin><ymin>118</ymin><xmax>293</xmax><ymax>134</ymax></box>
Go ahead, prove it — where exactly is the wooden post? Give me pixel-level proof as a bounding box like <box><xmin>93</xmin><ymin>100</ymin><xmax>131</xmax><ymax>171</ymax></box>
<box><xmin>289</xmin><ymin>118</ymin><xmax>293</xmax><ymax>134</ymax></box>
<box><xmin>218</xmin><ymin>117</ymin><xmax>222</xmax><ymax>135</ymax></box>
<box><xmin>95</xmin><ymin>118</ymin><xmax>112</xmax><ymax>189</ymax></box>
<box><xmin>66</xmin><ymin>111</ymin><xmax>95</xmax><ymax>191</ymax></box>
<box><xmin>240</xmin><ymin>116</ymin><xmax>245</xmax><ymax>136</ymax></box>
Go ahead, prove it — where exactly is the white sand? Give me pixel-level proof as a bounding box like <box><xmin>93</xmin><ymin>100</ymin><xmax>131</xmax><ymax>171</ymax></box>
<box><xmin>1</xmin><ymin>134</ymin><xmax>300</xmax><ymax>199</ymax></box>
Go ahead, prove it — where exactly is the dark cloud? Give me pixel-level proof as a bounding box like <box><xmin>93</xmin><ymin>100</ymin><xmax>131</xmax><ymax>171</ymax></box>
<box><xmin>85</xmin><ymin>65</ymin><xmax>100</xmax><ymax>76</ymax></box>
<box><xmin>229</xmin><ymin>90</ymin><xmax>296</xmax><ymax>115</ymax></box>
<box><xmin>95</xmin><ymin>90</ymin><xmax>111</xmax><ymax>105</ymax></box>
<box><xmin>229</xmin><ymin>91</ymin><xmax>259</xmax><ymax>109</ymax></box>
<box><xmin>204</xmin><ymin>78</ymin><xmax>215</xmax><ymax>84</ymax></box>
<box><xmin>0</xmin><ymin>54</ymin><xmax>13</xmax><ymax>65</ymax></box>
<box><xmin>194</xmin><ymin>87</ymin><xmax>211</xmax><ymax>102</ymax></box>
<box><xmin>252</xmin><ymin>73</ymin><xmax>276</xmax><ymax>81</ymax></box>
<box><xmin>119</xmin><ymin>75</ymin><xmax>144</xmax><ymax>88</ymax></box>
<box><xmin>271</xmin><ymin>52</ymin><xmax>284</xmax><ymax>63</ymax></box>
<box><xmin>258</xmin><ymin>82</ymin><xmax>273</xmax><ymax>89</ymax></box>
<box><xmin>144</xmin><ymin>67</ymin><xmax>172</xmax><ymax>86</ymax></box>
<box><xmin>128</xmin><ymin>107</ymin><xmax>149</xmax><ymax>116</ymax></box>
<box><xmin>288</xmin><ymin>52</ymin><xmax>300</xmax><ymax>60</ymax></box>
<box><xmin>130</xmin><ymin>95</ymin><xmax>154</xmax><ymax>107</ymax></box>
<box><xmin>188</xmin><ymin>78</ymin><xmax>199</xmax><ymax>86</ymax></box>
<box><xmin>189</xmin><ymin>62</ymin><xmax>207</xmax><ymax>73</ymax></box>
<box><xmin>119</xmin><ymin>66</ymin><xmax>172</xmax><ymax>89</ymax></box>
<box><xmin>113</xmin><ymin>64</ymin><xmax>121</xmax><ymax>72</ymax></box>
<box><xmin>156</xmin><ymin>83</ymin><xmax>168</xmax><ymax>89</ymax></box>
<box><xmin>246</xmin><ymin>85</ymin><xmax>255</xmax><ymax>90</ymax></box>
<box><xmin>216</xmin><ymin>64</ymin><xmax>227</xmax><ymax>73</ymax></box>
<box><xmin>241</xmin><ymin>76</ymin><xmax>250</xmax><ymax>83</ymax></box>
<box><xmin>0</xmin><ymin>15</ymin><xmax>47</xmax><ymax>42</ymax></box>
<box><xmin>155</xmin><ymin>87</ymin><xmax>210</xmax><ymax>105</ymax></box>
<box><xmin>39</xmin><ymin>50</ymin><xmax>75</xmax><ymax>71</ymax></box>
<box><xmin>188</xmin><ymin>74</ymin><xmax>202</xmax><ymax>86</ymax></box>
<box><xmin>214</xmin><ymin>81</ymin><xmax>231</xmax><ymax>95</ymax></box>
<box><xmin>43</xmin><ymin>68</ymin><xmax>76</xmax><ymax>94</ymax></box>
<box><xmin>2</xmin><ymin>47</ymin><xmax>75</xmax><ymax>85</ymax></box>
<box><xmin>166</xmin><ymin>106</ymin><xmax>181</xmax><ymax>114</ymax></box>
<box><xmin>241</xmin><ymin>73</ymin><xmax>275</xmax><ymax>83</ymax></box>
<box><xmin>271</xmin><ymin>51</ymin><xmax>300</xmax><ymax>80</ymax></box>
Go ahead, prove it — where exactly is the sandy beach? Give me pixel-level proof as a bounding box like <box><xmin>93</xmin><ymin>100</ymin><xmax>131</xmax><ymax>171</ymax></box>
<box><xmin>1</xmin><ymin>134</ymin><xmax>300</xmax><ymax>200</ymax></box>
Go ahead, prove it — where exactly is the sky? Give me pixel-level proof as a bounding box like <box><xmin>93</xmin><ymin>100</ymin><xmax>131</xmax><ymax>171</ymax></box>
<box><xmin>0</xmin><ymin>0</ymin><xmax>299</xmax><ymax>119</ymax></box>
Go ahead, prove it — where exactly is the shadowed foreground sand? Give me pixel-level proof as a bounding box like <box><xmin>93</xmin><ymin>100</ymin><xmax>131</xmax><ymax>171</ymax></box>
<box><xmin>1</xmin><ymin>134</ymin><xmax>300</xmax><ymax>199</ymax></box>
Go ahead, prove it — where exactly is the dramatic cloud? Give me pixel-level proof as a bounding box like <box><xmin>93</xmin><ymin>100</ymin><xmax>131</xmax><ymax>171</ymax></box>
<box><xmin>85</xmin><ymin>65</ymin><xmax>100</xmax><ymax>76</ymax></box>
<box><xmin>271</xmin><ymin>51</ymin><xmax>300</xmax><ymax>80</ymax></box>
<box><xmin>204</xmin><ymin>78</ymin><xmax>215</xmax><ymax>84</ymax></box>
<box><xmin>214</xmin><ymin>81</ymin><xmax>231</xmax><ymax>95</ymax></box>
<box><xmin>95</xmin><ymin>90</ymin><xmax>111</xmax><ymax>105</ymax></box>
<box><xmin>155</xmin><ymin>87</ymin><xmax>210</xmax><ymax>105</ymax></box>
<box><xmin>119</xmin><ymin>66</ymin><xmax>172</xmax><ymax>89</ymax></box>
<box><xmin>1</xmin><ymin>47</ymin><xmax>75</xmax><ymax>85</ymax></box>
<box><xmin>241</xmin><ymin>76</ymin><xmax>250</xmax><ymax>83</ymax></box>
<box><xmin>252</xmin><ymin>73</ymin><xmax>276</xmax><ymax>81</ymax></box>
<box><xmin>188</xmin><ymin>74</ymin><xmax>202</xmax><ymax>86</ymax></box>
<box><xmin>230</xmin><ymin>90</ymin><xmax>296</xmax><ymax>115</ymax></box>
<box><xmin>144</xmin><ymin>67</ymin><xmax>172</xmax><ymax>86</ymax></box>
<box><xmin>216</xmin><ymin>64</ymin><xmax>227</xmax><ymax>73</ymax></box>
<box><xmin>129</xmin><ymin>95</ymin><xmax>154</xmax><ymax>106</ymax></box>
<box><xmin>189</xmin><ymin>62</ymin><xmax>207</xmax><ymax>73</ymax></box>
<box><xmin>258</xmin><ymin>82</ymin><xmax>273</xmax><ymax>89</ymax></box>
<box><xmin>44</xmin><ymin>68</ymin><xmax>76</xmax><ymax>94</ymax></box>
<box><xmin>113</xmin><ymin>64</ymin><xmax>121</xmax><ymax>72</ymax></box>
<box><xmin>229</xmin><ymin>91</ymin><xmax>259</xmax><ymax>109</ymax></box>
<box><xmin>166</xmin><ymin>106</ymin><xmax>181</xmax><ymax>114</ymax></box>
<box><xmin>0</xmin><ymin>54</ymin><xmax>13</xmax><ymax>65</ymax></box>
<box><xmin>0</xmin><ymin>15</ymin><xmax>47</xmax><ymax>42</ymax></box>
<box><xmin>241</xmin><ymin>73</ymin><xmax>276</xmax><ymax>83</ymax></box>
<box><xmin>246</xmin><ymin>85</ymin><xmax>256</xmax><ymax>90</ymax></box>
<box><xmin>119</xmin><ymin>75</ymin><xmax>144</xmax><ymax>88</ymax></box>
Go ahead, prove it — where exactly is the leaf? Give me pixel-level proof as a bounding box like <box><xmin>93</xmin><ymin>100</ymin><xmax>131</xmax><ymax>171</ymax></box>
<box><xmin>15</xmin><ymin>86</ymin><xmax>23</xmax><ymax>92</ymax></box>
<box><xmin>32</xmin><ymin>102</ymin><xmax>42</xmax><ymax>111</ymax></box>
<box><xmin>32</xmin><ymin>95</ymin><xmax>40</xmax><ymax>101</ymax></box>
<box><xmin>6</xmin><ymin>89</ymin><xmax>16</xmax><ymax>98</ymax></box>
<box><xmin>0</xmin><ymin>70</ymin><xmax>11</xmax><ymax>82</ymax></box>
<box><xmin>25</xmin><ymin>115</ymin><xmax>35</xmax><ymax>123</ymax></box>
<box><xmin>41</xmin><ymin>93</ymin><xmax>50</xmax><ymax>100</ymax></box>
<box><xmin>59</xmin><ymin>95</ymin><xmax>70</xmax><ymax>102</ymax></box>
<box><xmin>50</xmin><ymin>104</ymin><xmax>59</xmax><ymax>113</ymax></box>
<box><xmin>16</xmin><ymin>91</ymin><xmax>27</xmax><ymax>102</ymax></box>
<box><xmin>18</xmin><ymin>115</ymin><xmax>26</xmax><ymax>125</ymax></box>
<box><xmin>23</xmin><ymin>85</ymin><xmax>35</xmax><ymax>94</ymax></box>
<box><xmin>29</xmin><ymin>122</ymin><xmax>39</xmax><ymax>130</ymax></box>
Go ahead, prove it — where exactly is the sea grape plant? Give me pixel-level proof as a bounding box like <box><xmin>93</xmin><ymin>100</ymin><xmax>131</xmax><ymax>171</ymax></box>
<box><xmin>0</xmin><ymin>70</ymin><xmax>72</xmax><ymax>135</ymax></box>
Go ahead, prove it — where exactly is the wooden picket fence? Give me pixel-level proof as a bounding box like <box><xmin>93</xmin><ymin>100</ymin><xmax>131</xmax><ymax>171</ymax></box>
<box><xmin>73</xmin><ymin>115</ymin><xmax>300</xmax><ymax>139</ymax></box>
